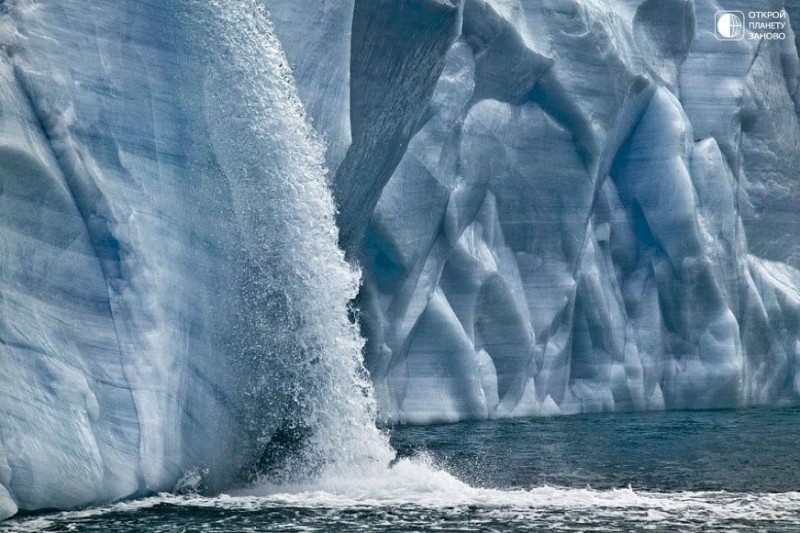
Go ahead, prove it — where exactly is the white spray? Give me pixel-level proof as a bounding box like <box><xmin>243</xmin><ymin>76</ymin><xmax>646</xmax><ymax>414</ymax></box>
<box><xmin>192</xmin><ymin>0</ymin><xmax>395</xmax><ymax>481</ymax></box>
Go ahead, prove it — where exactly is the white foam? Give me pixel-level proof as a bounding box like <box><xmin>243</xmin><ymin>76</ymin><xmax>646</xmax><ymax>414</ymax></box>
<box><xmin>7</xmin><ymin>464</ymin><xmax>800</xmax><ymax>532</ymax></box>
<box><xmin>233</xmin><ymin>457</ymin><xmax>800</xmax><ymax>524</ymax></box>
<box><xmin>18</xmin><ymin>454</ymin><xmax>800</xmax><ymax>527</ymax></box>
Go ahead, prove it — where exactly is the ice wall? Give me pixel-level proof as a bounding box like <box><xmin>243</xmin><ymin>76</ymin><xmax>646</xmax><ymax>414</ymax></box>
<box><xmin>333</xmin><ymin>0</ymin><xmax>800</xmax><ymax>424</ymax></box>
<box><xmin>0</xmin><ymin>0</ymin><xmax>374</xmax><ymax>519</ymax></box>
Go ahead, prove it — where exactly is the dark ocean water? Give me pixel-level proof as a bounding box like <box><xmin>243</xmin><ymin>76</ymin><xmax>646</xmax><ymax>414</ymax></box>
<box><xmin>392</xmin><ymin>405</ymin><xmax>800</xmax><ymax>493</ymax></box>
<box><xmin>4</xmin><ymin>406</ymin><xmax>800</xmax><ymax>532</ymax></box>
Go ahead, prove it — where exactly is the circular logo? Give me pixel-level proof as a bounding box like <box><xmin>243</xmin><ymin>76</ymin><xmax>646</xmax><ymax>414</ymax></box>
<box><xmin>717</xmin><ymin>12</ymin><xmax>743</xmax><ymax>39</ymax></box>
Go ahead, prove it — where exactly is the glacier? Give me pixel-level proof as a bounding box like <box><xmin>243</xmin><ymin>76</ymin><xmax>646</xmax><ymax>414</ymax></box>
<box><xmin>0</xmin><ymin>0</ymin><xmax>387</xmax><ymax>519</ymax></box>
<box><xmin>351</xmin><ymin>0</ymin><xmax>800</xmax><ymax>423</ymax></box>
<box><xmin>0</xmin><ymin>0</ymin><xmax>798</xmax><ymax>520</ymax></box>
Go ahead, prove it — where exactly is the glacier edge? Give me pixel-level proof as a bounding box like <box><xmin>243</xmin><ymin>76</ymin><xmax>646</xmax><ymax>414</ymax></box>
<box><xmin>1</xmin><ymin>0</ymin><xmax>800</xmax><ymax>519</ymax></box>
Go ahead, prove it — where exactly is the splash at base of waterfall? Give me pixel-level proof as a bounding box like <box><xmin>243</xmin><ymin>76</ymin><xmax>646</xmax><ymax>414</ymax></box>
<box><xmin>6</xmin><ymin>407</ymin><xmax>800</xmax><ymax>532</ymax></box>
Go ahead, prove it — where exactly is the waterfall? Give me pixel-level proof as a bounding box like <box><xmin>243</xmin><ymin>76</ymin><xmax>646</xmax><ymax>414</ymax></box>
<box><xmin>189</xmin><ymin>0</ymin><xmax>394</xmax><ymax>480</ymax></box>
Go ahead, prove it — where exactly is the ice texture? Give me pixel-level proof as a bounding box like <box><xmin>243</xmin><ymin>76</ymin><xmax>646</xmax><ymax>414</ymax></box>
<box><xmin>0</xmin><ymin>0</ymin><xmax>374</xmax><ymax>519</ymax></box>
<box><xmin>344</xmin><ymin>0</ymin><xmax>800</xmax><ymax>424</ymax></box>
<box><xmin>1</xmin><ymin>0</ymin><xmax>800</xmax><ymax>519</ymax></box>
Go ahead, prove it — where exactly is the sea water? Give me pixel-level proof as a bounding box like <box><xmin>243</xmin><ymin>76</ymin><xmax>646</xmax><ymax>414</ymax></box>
<box><xmin>4</xmin><ymin>406</ymin><xmax>799</xmax><ymax>532</ymax></box>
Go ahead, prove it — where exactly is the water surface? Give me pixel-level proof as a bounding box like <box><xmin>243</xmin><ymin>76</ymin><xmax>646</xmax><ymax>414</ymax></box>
<box><xmin>4</xmin><ymin>406</ymin><xmax>799</xmax><ymax>532</ymax></box>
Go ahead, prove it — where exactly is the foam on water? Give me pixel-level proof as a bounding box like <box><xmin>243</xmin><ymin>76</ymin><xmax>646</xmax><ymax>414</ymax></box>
<box><xmin>5</xmin><ymin>445</ymin><xmax>799</xmax><ymax>530</ymax></box>
<box><xmin>5</xmin><ymin>477</ymin><xmax>800</xmax><ymax>532</ymax></box>
<box><xmin>235</xmin><ymin>457</ymin><xmax>800</xmax><ymax>524</ymax></box>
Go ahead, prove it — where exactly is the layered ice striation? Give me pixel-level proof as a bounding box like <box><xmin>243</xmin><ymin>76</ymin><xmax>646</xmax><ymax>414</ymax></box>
<box><xmin>338</xmin><ymin>0</ymin><xmax>800</xmax><ymax>424</ymax></box>
<box><xmin>0</xmin><ymin>0</ymin><xmax>385</xmax><ymax>519</ymax></box>
<box><xmin>1</xmin><ymin>0</ymin><xmax>800</xmax><ymax>520</ymax></box>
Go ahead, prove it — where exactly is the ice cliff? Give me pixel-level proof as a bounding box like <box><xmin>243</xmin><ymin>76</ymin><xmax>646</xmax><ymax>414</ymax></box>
<box><xmin>0</xmin><ymin>0</ymin><xmax>799</xmax><ymax>519</ymax></box>
<box><xmin>336</xmin><ymin>0</ymin><xmax>800</xmax><ymax>424</ymax></box>
<box><xmin>0</xmin><ymin>0</ymin><xmax>380</xmax><ymax>519</ymax></box>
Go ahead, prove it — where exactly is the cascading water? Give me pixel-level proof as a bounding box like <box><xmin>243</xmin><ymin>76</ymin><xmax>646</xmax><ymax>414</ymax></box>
<box><xmin>189</xmin><ymin>0</ymin><xmax>395</xmax><ymax>482</ymax></box>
